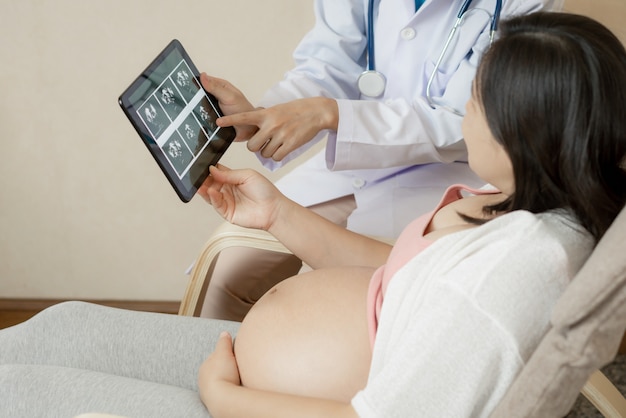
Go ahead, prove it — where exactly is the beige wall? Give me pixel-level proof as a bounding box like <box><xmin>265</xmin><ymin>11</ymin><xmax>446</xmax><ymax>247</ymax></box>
<box><xmin>564</xmin><ymin>0</ymin><xmax>626</xmax><ymax>43</ymax></box>
<box><xmin>0</xmin><ymin>1</ymin><xmax>314</xmax><ymax>300</ymax></box>
<box><xmin>1</xmin><ymin>1</ymin><xmax>624</xmax><ymax>302</ymax></box>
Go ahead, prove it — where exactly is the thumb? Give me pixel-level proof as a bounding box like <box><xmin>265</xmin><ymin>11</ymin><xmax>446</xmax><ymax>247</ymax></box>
<box><xmin>209</xmin><ymin>165</ymin><xmax>255</xmax><ymax>187</ymax></box>
<box><xmin>200</xmin><ymin>73</ymin><xmax>242</xmax><ymax>103</ymax></box>
<box><xmin>199</xmin><ymin>73</ymin><xmax>224</xmax><ymax>95</ymax></box>
<box><xmin>208</xmin><ymin>164</ymin><xmax>231</xmax><ymax>182</ymax></box>
<box><xmin>215</xmin><ymin>331</ymin><xmax>234</xmax><ymax>353</ymax></box>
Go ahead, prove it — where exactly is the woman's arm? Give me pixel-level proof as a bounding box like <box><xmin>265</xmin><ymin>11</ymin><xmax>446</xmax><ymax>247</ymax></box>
<box><xmin>198</xmin><ymin>165</ymin><xmax>391</xmax><ymax>269</ymax></box>
<box><xmin>199</xmin><ymin>332</ymin><xmax>358</xmax><ymax>418</ymax></box>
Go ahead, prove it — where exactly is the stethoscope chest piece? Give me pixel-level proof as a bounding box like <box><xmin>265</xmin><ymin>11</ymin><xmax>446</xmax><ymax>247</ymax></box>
<box><xmin>358</xmin><ymin>70</ymin><xmax>386</xmax><ymax>97</ymax></box>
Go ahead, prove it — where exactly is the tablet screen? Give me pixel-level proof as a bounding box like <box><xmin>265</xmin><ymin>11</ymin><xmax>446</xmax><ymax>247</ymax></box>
<box><xmin>119</xmin><ymin>39</ymin><xmax>235</xmax><ymax>202</ymax></box>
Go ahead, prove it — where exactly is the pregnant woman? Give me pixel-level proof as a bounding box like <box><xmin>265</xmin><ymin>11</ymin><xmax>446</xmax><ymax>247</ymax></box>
<box><xmin>1</xmin><ymin>12</ymin><xmax>625</xmax><ymax>418</ymax></box>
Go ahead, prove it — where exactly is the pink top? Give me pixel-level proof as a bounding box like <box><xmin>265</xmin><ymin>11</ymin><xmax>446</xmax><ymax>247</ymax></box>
<box><xmin>366</xmin><ymin>184</ymin><xmax>498</xmax><ymax>347</ymax></box>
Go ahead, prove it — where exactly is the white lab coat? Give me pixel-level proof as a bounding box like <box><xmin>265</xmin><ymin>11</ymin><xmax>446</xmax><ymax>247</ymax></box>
<box><xmin>257</xmin><ymin>0</ymin><xmax>563</xmax><ymax>237</ymax></box>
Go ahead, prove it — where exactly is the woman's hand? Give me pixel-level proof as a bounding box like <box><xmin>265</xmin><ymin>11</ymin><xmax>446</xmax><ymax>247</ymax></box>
<box><xmin>199</xmin><ymin>73</ymin><xmax>259</xmax><ymax>141</ymax></box>
<box><xmin>198</xmin><ymin>165</ymin><xmax>286</xmax><ymax>231</ymax></box>
<box><xmin>198</xmin><ymin>332</ymin><xmax>241</xmax><ymax>414</ymax></box>
<box><xmin>198</xmin><ymin>333</ymin><xmax>359</xmax><ymax>418</ymax></box>
<box><xmin>217</xmin><ymin>97</ymin><xmax>339</xmax><ymax>161</ymax></box>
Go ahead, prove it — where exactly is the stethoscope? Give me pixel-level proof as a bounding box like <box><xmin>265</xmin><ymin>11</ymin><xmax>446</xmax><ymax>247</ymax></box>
<box><xmin>357</xmin><ymin>0</ymin><xmax>503</xmax><ymax>115</ymax></box>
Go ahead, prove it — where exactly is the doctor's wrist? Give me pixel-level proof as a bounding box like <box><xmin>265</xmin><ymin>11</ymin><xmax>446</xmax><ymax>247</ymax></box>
<box><xmin>316</xmin><ymin>97</ymin><xmax>339</xmax><ymax>131</ymax></box>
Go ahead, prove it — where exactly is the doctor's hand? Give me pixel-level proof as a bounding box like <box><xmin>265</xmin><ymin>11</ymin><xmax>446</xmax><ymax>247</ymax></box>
<box><xmin>199</xmin><ymin>73</ymin><xmax>259</xmax><ymax>141</ymax></box>
<box><xmin>198</xmin><ymin>165</ymin><xmax>287</xmax><ymax>231</ymax></box>
<box><xmin>198</xmin><ymin>331</ymin><xmax>241</xmax><ymax>415</ymax></box>
<box><xmin>217</xmin><ymin>97</ymin><xmax>339</xmax><ymax>161</ymax></box>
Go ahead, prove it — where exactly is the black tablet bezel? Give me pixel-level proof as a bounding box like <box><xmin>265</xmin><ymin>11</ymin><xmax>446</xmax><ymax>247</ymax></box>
<box><xmin>118</xmin><ymin>39</ymin><xmax>236</xmax><ymax>202</ymax></box>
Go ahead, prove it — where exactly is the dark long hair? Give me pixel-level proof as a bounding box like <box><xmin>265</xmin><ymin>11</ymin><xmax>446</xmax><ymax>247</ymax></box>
<box><xmin>475</xmin><ymin>12</ymin><xmax>626</xmax><ymax>243</ymax></box>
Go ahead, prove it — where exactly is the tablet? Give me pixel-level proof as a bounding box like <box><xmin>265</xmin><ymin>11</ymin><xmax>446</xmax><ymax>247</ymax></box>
<box><xmin>119</xmin><ymin>39</ymin><xmax>236</xmax><ymax>202</ymax></box>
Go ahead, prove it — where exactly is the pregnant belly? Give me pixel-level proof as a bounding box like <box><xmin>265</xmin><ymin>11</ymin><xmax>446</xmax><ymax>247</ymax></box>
<box><xmin>234</xmin><ymin>266</ymin><xmax>375</xmax><ymax>402</ymax></box>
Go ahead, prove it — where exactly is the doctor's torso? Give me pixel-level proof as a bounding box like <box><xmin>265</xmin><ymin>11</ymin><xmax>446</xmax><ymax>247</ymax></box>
<box><xmin>372</xmin><ymin>0</ymin><xmax>498</xmax><ymax>102</ymax></box>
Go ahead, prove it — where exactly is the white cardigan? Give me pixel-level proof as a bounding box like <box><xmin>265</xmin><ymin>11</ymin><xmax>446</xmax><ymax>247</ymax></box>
<box><xmin>352</xmin><ymin>209</ymin><xmax>592</xmax><ymax>417</ymax></box>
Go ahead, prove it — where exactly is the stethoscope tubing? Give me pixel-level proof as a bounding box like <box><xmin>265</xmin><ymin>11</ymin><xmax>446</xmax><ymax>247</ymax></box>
<box><xmin>360</xmin><ymin>0</ymin><xmax>503</xmax><ymax>109</ymax></box>
<box><xmin>367</xmin><ymin>0</ymin><xmax>377</xmax><ymax>71</ymax></box>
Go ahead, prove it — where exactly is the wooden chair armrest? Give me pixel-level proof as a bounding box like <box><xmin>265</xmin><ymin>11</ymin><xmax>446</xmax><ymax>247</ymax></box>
<box><xmin>178</xmin><ymin>223</ymin><xmax>291</xmax><ymax>317</ymax></box>
<box><xmin>581</xmin><ymin>369</ymin><xmax>626</xmax><ymax>418</ymax></box>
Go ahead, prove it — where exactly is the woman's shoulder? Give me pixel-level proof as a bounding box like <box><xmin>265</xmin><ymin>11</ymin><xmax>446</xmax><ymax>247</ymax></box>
<box><xmin>492</xmin><ymin>209</ymin><xmax>590</xmax><ymax>249</ymax></box>
<box><xmin>413</xmin><ymin>208</ymin><xmax>595</xmax><ymax>290</ymax></box>
<box><xmin>391</xmin><ymin>208</ymin><xmax>594</xmax><ymax>297</ymax></box>
<box><xmin>465</xmin><ymin>209</ymin><xmax>594</xmax><ymax>269</ymax></box>
<box><xmin>444</xmin><ymin>209</ymin><xmax>595</xmax><ymax>304</ymax></box>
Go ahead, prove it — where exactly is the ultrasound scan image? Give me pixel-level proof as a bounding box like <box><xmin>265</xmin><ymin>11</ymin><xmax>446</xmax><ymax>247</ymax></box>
<box><xmin>174</xmin><ymin>63</ymin><xmax>200</xmax><ymax>103</ymax></box>
<box><xmin>158</xmin><ymin>79</ymin><xmax>185</xmax><ymax>120</ymax></box>
<box><xmin>180</xmin><ymin>113</ymin><xmax>208</xmax><ymax>155</ymax></box>
<box><xmin>195</xmin><ymin>98</ymin><xmax>219</xmax><ymax>137</ymax></box>
<box><xmin>140</xmin><ymin>96</ymin><xmax>169</xmax><ymax>138</ymax></box>
<box><xmin>162</xmin><ymin>131</ymin><xmax>193</xmax><ymax>175</ymax></box>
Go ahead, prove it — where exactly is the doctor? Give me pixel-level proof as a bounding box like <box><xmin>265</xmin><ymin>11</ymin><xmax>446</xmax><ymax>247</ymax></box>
<box><xmin>200</xmin><ymin>0</ymin><xmax>562</xmax><ymax>320</ymax></box>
